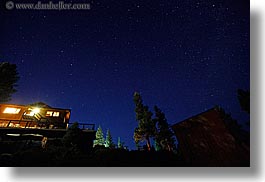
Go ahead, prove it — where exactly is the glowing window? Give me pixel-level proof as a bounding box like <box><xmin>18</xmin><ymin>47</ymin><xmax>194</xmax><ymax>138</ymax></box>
<box><xmin>24</xmin><ymin>108</ymin><xmax>40</xmax><ymax>116</ymax></box>
<box><xmin>46</xmin><ymin>111</ymin><xmax>53</xmax><ymax>117</ymax></box>
<box><xmin>45</xmin><ymin>111</ymin><xmax>60</xmax><ymax>117</ymax></box>
<box><xmin>3</xmin><ymin>107</ymin><xmax>21</xmax><ymax>114</ymax></box>
<box><xmin>24</xmin><ymin>110</ymin><xmax>34</xmax><ymax>116</ymax></box>
<box><xmin>53</xmin><ymin>112</ymin><xmax>60</xmax><ymax>117</ymax></box>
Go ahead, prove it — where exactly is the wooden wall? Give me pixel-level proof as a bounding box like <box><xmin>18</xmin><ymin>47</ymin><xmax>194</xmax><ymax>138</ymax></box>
<box><xmin>172</xmin><ymin>108</ymin><xmax>250</xmax><ymax>166</ymax></box>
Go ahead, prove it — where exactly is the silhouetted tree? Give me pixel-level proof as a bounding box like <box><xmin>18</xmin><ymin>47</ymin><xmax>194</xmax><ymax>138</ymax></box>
<box><xmin>153</xmin><ymin>106</ymin><xmax>176</xmax><ymax>151</ymax></box>
<box><xmin>237</xmin><ymin>89</ymin><xmax>250</xmax><ymax>114</ymax></box>
<box><xmin>105</xmin><ymin>129</ymin><xmax>115</xmax><ymax>148</ymax></box>
<box><xmin>237</xmin><ymin>89</ymin><xmax>250</xmax><ymax>126</ymax></box>
<box><xmin>218</xmin><ymin>107</ymin><xmax>249</xmax><ymax>145</ymax></box>
<box><xmin>133</xmin><ymin>92</ymin><xmax>156</xmax><ymax>151</ymax></box>
<box><xmin>62</xmin><ymin>122</ymin><xmax>82</xmax><ymax>148</ymax></box>
<box><xmin>93</xmin><ymin>125</ymin><xmax>105</xmax><ymax>147</ymax></box>
<box><xmin>0</xmin><ymin>62</ymin><xmax>19</xmax><ymax>103</ymax></box>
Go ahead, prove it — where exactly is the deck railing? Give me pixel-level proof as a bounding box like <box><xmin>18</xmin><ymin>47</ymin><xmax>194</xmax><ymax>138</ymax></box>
<box><xmin>0</xmin><ymin>119</ymin><xmax>34</xmax><ymax>128</ymax></box>
<box><xmin>68</xmin><ymin>123</ymin><xmax>95</xmax><ymax>130</ymax></box>
<box><xmin>0</xmin><ymin>119</ymin><xmax>95</xmax><ymax>131</ymax></box>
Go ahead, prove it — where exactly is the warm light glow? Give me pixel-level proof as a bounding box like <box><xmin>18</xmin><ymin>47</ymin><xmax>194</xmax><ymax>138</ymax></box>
<box><xmin>53</xmin><ymin>112</ymin><xmax>60</xmax><ymax>117</ymax></box>
<box><xmin>3</xmin><ymin>107</ymin><xmax>21</xmax><ymax>114</ymax></box>
<box><xmin>46</xmin><ymin>111</ymin><xmax>53</xmax><ymax>116</ymax></box>
<box><xmin>46</xmin><ymin>111</ymin><xmax>60</xmax><ymax>117</ymax></box>
<box><xmin>32</xmin><ymin>108</ymin><xmax>40</xmax><ymax>114</ymax></box>
<box><xmin>24</xmin><ymin>108</ymin><xmax>40</xmax><ymax>116</ymax></box>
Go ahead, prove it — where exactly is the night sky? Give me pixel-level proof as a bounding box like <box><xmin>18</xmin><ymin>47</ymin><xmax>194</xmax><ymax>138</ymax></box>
<box><xmin>0</xmin><ymin>0</ymin><xmax>249</xmax><ymax>149</ymax></box>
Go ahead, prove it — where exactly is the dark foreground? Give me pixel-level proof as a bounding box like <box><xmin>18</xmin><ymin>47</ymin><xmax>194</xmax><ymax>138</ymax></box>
<box><xmin>0</xmin><ymin>146</ymin><xmax>250</xmax><ymax>167</ymax></box>
<box><xmin>0</xmin><ymin>146</ymin><xmax>186</xmax><ymax>167</ymax></box>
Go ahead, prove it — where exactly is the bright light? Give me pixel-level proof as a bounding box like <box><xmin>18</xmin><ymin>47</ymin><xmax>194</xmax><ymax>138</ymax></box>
<box><xmin>3</xmin><ymin>107</ymin><xmax>21</xmax><ymax>114</ymax></box>
<box><xmin>53</xmin><ymin>112</ymin><xmax>60</xmax><ymax>117</ymax></box>
<box><xmin>32</xmin><ymin>108</ymin><xmax>40</xmax><ymax>114</ymax></box>
<box><xmin>24</xmin><ymin>108</ymin><xmax>40</xmax><ymax>116</ymax></box>
<box><xmin>6</xmin><ymin>134</ymin><xmax>20</xmax><ymax>136</ymax></box>
<box><xmin>27</xmin><ymin>112</ymin><xmax>34</xmax><ymax>116</ymax></box>
<box><xmin>46</xmin><ymin>111</ymin><xmax>53</xmax><ymax>116</ymax></box>
<box><xmin>46</xmin><ymin>111</ymin><xmax>60</xmax><ymax>117</ymax></box>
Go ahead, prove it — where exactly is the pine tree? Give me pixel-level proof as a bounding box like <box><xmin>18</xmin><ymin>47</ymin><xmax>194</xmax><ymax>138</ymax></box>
<box><xmin>117</xmin><ymin>137</ymin><xmax>124</xmax><ymax>149</ymax></box>
<box><xmin>237</xmin><ymin>89</ymin><xmax>250</xmax><ymax>114</ymax></box>
<box><xmin>237</xmin><ymin>89</ymin><xmax>250</xmax><ymax>126</ymax></box>
<box><xmin>133</xmin><ymin>92</ymin><xmax>156</xmax><ymax>151</ymax></box>
<box><xmin>154</xmin><ymin>140</ymin><xmax>162</xmax><ymax>151</ymax></box>
<box><xmin>153</xmin><ymin>106</ymin><xmax>176</xmax><ymax>151</ymax></box>
<box><xmin>218</xmin><ymin>107</ymin><xmax>249</xmax><ymax>145</ymax></box>
<box><xmin>62</xmin><ymin>122</ymin><xmax>82</xmax><ymax>148</ymax></box>
<box><xmin>105</xmin><ymin>129</ymin><xmax>114</xmax><ymax>148</ymax></box>
<box><xmin>93</xmin><ymin>125</ymin><xmax>105</xmax><ymax>147</ymax></box>
<box><xmin>0</xmin><ymin>62</ymin><xmax>19</xmax><ymax>103</ymax></box>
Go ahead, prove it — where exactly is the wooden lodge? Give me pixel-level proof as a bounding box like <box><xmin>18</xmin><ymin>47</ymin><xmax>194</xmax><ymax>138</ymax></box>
<box><xmin>0</xmin><ymin>103</ymin><xmax>71</xmax><ymax>129</ymax></box>
<box><xmin>0</xmin><ymin>103</ymin><xmax>96</xmax><ymax>152</ymax></box>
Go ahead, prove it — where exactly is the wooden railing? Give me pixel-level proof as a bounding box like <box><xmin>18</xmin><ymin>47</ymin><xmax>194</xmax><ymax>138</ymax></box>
<box><xmin>0</xmin><ymin>119</ymin><xmax>95</xmax><ymax>131</ymax></box>
<box><xmin>0</xmin><ymin>119</ymin><xmax>54</xmax><ymax>129</ymax></box>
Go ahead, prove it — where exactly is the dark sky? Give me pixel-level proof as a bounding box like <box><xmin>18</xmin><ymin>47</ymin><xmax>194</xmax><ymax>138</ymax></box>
<box><xmin>0</xmin><ymin>0</ymin><xmax>249</xmax><ymax>149</ymax></box>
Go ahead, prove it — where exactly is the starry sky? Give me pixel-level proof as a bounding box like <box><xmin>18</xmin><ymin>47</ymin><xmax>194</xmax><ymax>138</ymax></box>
<box><xmin>0</xmin><ymin>0</ymin><xmax>249</xmax><ymax>149</ymax></box>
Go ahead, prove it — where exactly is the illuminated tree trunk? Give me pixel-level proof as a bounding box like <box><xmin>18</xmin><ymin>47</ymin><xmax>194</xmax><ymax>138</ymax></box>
<box><xmin>167</xmin><ymin>144</ymin><xmax>171</xmax><ymax>152</ymax></box>
<box><xmin>146</xmin><ymin>136</ymin><xmax>151</xmax><ymax>151</ymax></box>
